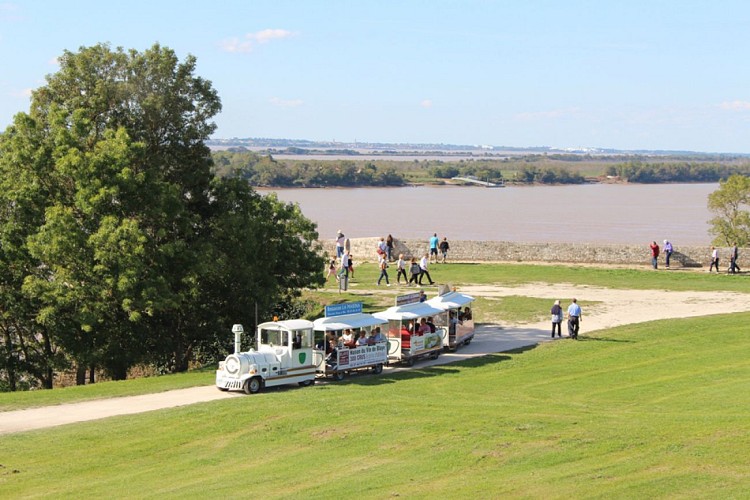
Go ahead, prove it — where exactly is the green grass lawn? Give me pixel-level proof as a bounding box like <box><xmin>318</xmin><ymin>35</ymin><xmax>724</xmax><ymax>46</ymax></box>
<box><xmin>325</xmin><ymin>261</ymin><xmax>750</xmax><ymax>293</ymax></box>
<box><xmin>1</xmin><ymin>313</ymin><xmax>749</xmax><ymax>497</ymax></box>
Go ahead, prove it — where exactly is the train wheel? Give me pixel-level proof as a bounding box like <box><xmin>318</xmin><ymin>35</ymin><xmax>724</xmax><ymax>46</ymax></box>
<box><xmin>431</xmin><ymin>351</ymin><xmax>440</xmax><ymax>360</ymax></box>
<box><xmin>298</xmin><ymin>379</ymin><xmax>314</xmax><ymax>387</ymax></box>
<box><xmin>406</xmin><ymin>357</ymin><xmax>415</xmax><ymax>367</ymax></box>
<box><xmin>333</xmin><ymin>371</ymin><xmax>345</xmax><ymax>381</ymax></box>
<box><xmin>244</xmin><ymin>377</ymin><xmax>262</xmax><ymax>394</ymax></box>
<box><xmin>372</xmin><ymin>364</ymin><xmax>384</xmax><ymax>374</ymax></box>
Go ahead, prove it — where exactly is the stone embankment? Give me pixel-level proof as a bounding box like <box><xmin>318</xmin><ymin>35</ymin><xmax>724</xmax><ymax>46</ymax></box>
<box><xmin>325</xmin><ymin>237</ymin><xmax>740</xmax><ymax>268</ymax></box>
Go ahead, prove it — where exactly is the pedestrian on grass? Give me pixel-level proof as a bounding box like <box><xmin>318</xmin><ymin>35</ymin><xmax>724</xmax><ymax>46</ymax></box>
<box><xmin>396</xmin><ymin>253</ymin><xmax>408</xmax><ymax>284</ymax></box>
<box><xmin>386</xmin><ymin>234</ymin><xmax>394</xmax><ymax>261</ymax></box>
<box><xmin>377</xmin><ymin>253</ymin><xmax>390</xmax><ymax>286</ymax></box>
<box><xmin>729</xmin><ymin>243</ymin><xmax>740</xmax><ymax>274</ymax></box>
<box><xmin>439</xmin><ymin>237</ymin><xmax>450</xmax><ymax>263</ymax></box>
<box><xmin>650</xmin><ymin>241</ymin><xmax>660</xmax><ymax>269</ymax></box>
<box><xmin>408</xmin><ymin>258</ymin><xmax>420</xmax><ymax>286</ymax></box>
<box><xmin>550</xmin><ymin>300</ymin><xmax>563</xmax><ymax>338</ymax></box>
<box><xmin>567</xmin><ymin>298</ymin><xmax>582</xmax><ymax>339</ymax></box>
<box><xmin>419</xmin><ymin>253</ymin><xmax>435</xmax><ymax>285</ymax></box>
<box><xmin>709</xmin><ymin>246</ymin><xmax>720</xmax><ymax>273</ymax></box>
<box><xmin>335</xmin><ymin>230</ymin><xmax>345</xmax><ymax>258</ymax></box>
<box><xmin>663</xmin><ymin>240</ymin><xmax>674</xmax><ymax>268</ymax></box>
<box><xmin>429</xmin><ymin>233</ymin><xmax>439</xmax><ymax>264</ymax></box>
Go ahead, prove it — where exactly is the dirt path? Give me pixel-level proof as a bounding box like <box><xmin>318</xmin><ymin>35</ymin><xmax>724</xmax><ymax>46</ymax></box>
<box><xmin>2</xmin><ymin>283</ymin><xmax>749</xmax><ymax>435</ymax></box>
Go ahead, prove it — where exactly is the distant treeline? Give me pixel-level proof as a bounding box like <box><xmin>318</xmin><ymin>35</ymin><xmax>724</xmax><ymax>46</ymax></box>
<box><xmin>212</xmin><ymin>151</ymin><xmax>750</xmax><ymax>187</ymax></box>
<box><xmin>606</xmin><ymin>161</ymin><xmax>750</xmax><ymax>183</ymax></box>
<box><xmin>212</xmin><ymin>151</ymin><xmax>405</xmax><ymax>187</ymax></box>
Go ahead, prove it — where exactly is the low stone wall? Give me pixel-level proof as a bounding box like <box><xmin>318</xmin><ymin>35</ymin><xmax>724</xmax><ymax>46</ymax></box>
<box><xmin>323</xmin><ymin>238</ymin><xmax>741</xmax><ymax>269</ymax></box>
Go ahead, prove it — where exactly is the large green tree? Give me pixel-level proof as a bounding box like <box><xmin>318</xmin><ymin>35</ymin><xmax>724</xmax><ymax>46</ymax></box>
<box><xmin>708</xmin><ymin>174</ymin><xmax>750</xmax><ymax>246</ymax></box>
<box><xmin>0</xmin><ymin>43</ymin><xmax>324</xmax><ymax>388</ymax></box>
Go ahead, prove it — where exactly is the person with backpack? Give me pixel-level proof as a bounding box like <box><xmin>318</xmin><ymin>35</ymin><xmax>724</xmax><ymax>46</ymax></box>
<box><xmin>408</xmin><ymin>258</ymin><xmax>420</xmax><ymax>286</ymax></box>
<box><xmin>550</xmin><ymin>300</ymin><xmax>563</xmax><ymax>338</ymax></box>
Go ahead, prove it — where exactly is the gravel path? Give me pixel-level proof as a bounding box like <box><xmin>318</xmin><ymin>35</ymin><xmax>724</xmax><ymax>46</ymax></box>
<box><xmin>2</xmin><ymin>283</ymin><xmax>748</xmax><ymax>435</ymax></box>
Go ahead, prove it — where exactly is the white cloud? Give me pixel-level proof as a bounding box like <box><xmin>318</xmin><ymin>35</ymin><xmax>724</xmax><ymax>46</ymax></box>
<box><xmin>719</xmin><ymin>100</ymin><xmax>750</xmax><ymax>111</ymax></box>
<box><xmin>48</xmin><ymin>57</ymin><xmax>59</xmax><ymax>66</ymax></box>
<box><xmin>269</xmin><ymin>97</ymin><xmax>303</xmax><ymax>108</ymax></box>
<box><xmin>220</xmin><ymin>29</ymin><xmax>294</xmax><ymax>54</ymax></box>
<box><xmin>420</xmin><ymin>99</ymin><xmax>433</xmax><ymax>108</ymax></box>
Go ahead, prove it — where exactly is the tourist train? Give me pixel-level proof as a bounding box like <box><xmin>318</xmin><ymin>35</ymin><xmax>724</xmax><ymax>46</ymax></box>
<box><xmin>215</xmin><ymin>289</ymin><xmax>475</xmax><ymax>394</ymax></box>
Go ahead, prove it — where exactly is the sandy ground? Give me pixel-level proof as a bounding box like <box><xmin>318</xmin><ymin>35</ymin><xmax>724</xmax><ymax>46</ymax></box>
<box><xmin>2</xmin><ymin>283</ymin><xmax>749</xmax><ymax>435</ymax></box>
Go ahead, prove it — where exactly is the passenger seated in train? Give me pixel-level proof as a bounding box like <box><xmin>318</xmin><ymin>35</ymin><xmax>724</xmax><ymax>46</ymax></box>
<box><xmin>325</xmin><ymin>339</ymin><xmax>339</xmax><ymax>369</ymax></box>
<box><xmin>356</xmin><ymin>331</ymin><xmax>368</xmax><ymax>346</ymax></box>
<box><xmin>341</xmin><ymin>329</ymin><xmax>355</xmax><ymax>348</ymax></box>
<box><xmin>462</xmin><ymin>307</ymin><xmax>472</xmax><ymax>321</ymax></box>
<box><xmin>368</xmin><ymin>327</ymin><xmax>386</xmax><ymax>345</ymax></box>
<box><xmin>426</xmin><ymin>317</ymin><xmax>436</xmax><ymax>333</ymax></box>
<box><xmin>400</xmin><ymin>324</ymin><xmax>411</xmax><ymax>348</ymax></box>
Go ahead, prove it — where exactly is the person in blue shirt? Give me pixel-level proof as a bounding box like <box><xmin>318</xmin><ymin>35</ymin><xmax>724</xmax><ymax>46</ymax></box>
<box><xmin>567</xmin><ymin>298</ymin><xmax>582</xmax><ymax>339</ymax></box>
<box><xmin>429</xmin><ymin>233</ymin><xmax>439</xmax><ymax>263</ymax></box>
<box><xmin>663</xmin><ymin>240</ymin><xmax>674</xmax><ymax>268</ymax></box>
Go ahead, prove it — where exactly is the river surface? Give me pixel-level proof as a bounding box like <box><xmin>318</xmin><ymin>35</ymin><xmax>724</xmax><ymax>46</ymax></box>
<box><xmin>260</xmin><ymin>183</ymin><xmax>717</xmax><ymax>245</ymax></box>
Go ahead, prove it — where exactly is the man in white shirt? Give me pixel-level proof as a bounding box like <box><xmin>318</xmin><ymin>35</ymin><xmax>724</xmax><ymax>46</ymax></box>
<box><xmin>418</xmin><ymin>253</ymin><xmax>434</xmax><ymax>285</ymax></box>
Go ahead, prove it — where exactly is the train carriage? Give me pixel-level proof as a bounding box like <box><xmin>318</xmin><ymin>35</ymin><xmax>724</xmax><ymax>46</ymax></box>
<box><xmin>374</xmin><ymin>293</ymin><xmax>445</xmax><ymax>366</ymax></box>
<box><xmin>426</xmin><ymin>291</ymin><xmax>476</xmax><ymax>351</ymax></box>
<box><xmin>312</xmin><ymin>302</ymin><xmax>388</xmax><ymax>380</ymax></box>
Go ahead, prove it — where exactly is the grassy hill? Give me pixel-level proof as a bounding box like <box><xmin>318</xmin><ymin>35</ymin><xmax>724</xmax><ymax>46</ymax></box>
<box><xmin>1</xmin><ymin>312</ymin><xmax>749</xmax><ymax>497</ymax></box>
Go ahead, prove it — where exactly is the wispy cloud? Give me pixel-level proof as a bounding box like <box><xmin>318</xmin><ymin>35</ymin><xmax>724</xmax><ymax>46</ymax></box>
<box><xmin>420</xmin><ymin>99</ymin><xmax>433</xmax><ymax>108</ymax></box>
<box><xmin>220</xmin><ymin>29</ymin><xmax>295</xmax><ymax>54</ymax></box>
<box><xmin>269</xmin><ymin>97</ymin><xmax>303</xmax><ymax>108</ymax></box>
<box><xmin>719</xmin><ymin>100</ymin><xmax>750</xmax><ymax>111</ymax></box>
<box><xmin>515</xmin><ymin>107</ymin><xmax>580</xmax><ymax>121</ymax></box>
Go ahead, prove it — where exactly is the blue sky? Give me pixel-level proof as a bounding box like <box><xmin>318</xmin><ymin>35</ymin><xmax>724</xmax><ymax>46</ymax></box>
<box><xmin>1</xmin><ymin>0</ymin><xmax>749</xmax><ymax>153</ymax></box>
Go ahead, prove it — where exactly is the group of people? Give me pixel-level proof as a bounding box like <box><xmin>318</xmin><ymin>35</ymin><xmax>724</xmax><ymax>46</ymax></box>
<box><xmin>550</xmin><ymin>298</ymin><xmax>582</xmax><ymax>339</ymax></box>
<box><xmin>328</xmin><ymin>230</ymin><xmax>452</xmax><ymax>287</ymax></box>
<box><xmin>429</xmin><ymin>233</ymin><xmax>450</xmax><ymax>264</ymax></box>
<box><xmin>709</xmin><ymin>244</ymin><xmax>741</xmax><ymax>273</ymax></box>
<box><xmin>649</xmin><ymin>239</ymin><xmax>674</xmax><ymax>269</ymax></box>
<box><xmin>649</xmin><ymin>240</ymin><xmax>742</xmax><ymax>273</ymax></box>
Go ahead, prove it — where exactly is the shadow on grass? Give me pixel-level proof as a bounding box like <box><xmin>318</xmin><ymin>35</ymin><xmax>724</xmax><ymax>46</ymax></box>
<box><xmin>317</xmin><ymin>352</ymin><xmax>515</xmax><ymax>389</ymax></box>
<box><xmin>578</xmin><ymin>336</ymin><xmax>634</xmax><ymax>343</ymax></box>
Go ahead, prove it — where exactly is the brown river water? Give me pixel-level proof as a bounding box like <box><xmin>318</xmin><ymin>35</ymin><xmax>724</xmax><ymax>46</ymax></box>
<box><xmin>260</xmin><ymin>183</ymin><xmax>718</xmax><ymax>245</ymax></box>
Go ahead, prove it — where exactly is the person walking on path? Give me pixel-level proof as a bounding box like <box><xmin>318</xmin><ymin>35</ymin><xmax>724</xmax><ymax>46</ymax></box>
<box><xmin>650</xmin><ymin>241</ymin><xmax>660</xmax><ymax>269</ymax></box>
<box><xmin>326</xmin><ymin>258</ymin><xmax>337</xmax><ymax>282</ymax></box>
<box><xmin>709</xmin><ymin>246</ymin><xmax>720</xmax><ymax>273</ymax></box>
<box><xmin>396</xmin><ymin>253</ymin><xmax>408</xmax><ymax>284</ymax></box>
<box><xmin>377</xmin><ymin>253</ymin><xmax>391</xmax><ymax>286</ymax></box>
<box><xmin>340</xmin><ymin>250</ymin><xmax>350</xmax><ymax>280</ymax></box>
<box><xmin>419</xmin><ymin>253</ymin><xmax>435</xmax><ymax>285</ymax></box>
<box><xmin>439</xmin><ymin>237</ymin><xmax>450</xmax><ymax>263</ymax></box>
<box><xmin>408</xmin><ymin>258</ymin><xmax>420</xmax><ymax>286</ymax></box>
<box><xmin>729</xmin><ymin>243</ymin><xmax>740</xmax><ymax>274</ymax></box>
<box><xmin>550</xmin><ymin>300</ymin><xmax>563</xmax><ymax>338</ymax></box>
<box><xmin>567</xmin><ymin>298</ymin><xmax>582</xmax><ymax>339</ymax></box>
<box><xmin>429</xmin><ymin>233</ymin><xmax>439</xmax><ymax>264</ymax></box>
<box><xmin>663</xmin><ymin>240</ymin><xmax>673</xmax><ymax>268</ymax></box>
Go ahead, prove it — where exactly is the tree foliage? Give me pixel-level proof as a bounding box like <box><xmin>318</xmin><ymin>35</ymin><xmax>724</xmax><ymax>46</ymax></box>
<box><xmin>606</xmin><ymin>161</ymin><xmax>750</xmax><ymax>183</ymax></box>
<box><xmin>0</xmin><ymin>44</ymin><xmax>324</xmax><ymax>390</ymax></box>
<box><xmin>213</xmin><ymin>150</ymin><xmax>406</xmax><ymax>187</ymax></box>
<box><xmin>707</xmin><ymin>174</ymin><xmax>750</xmax><ymax>246</ymax></box>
